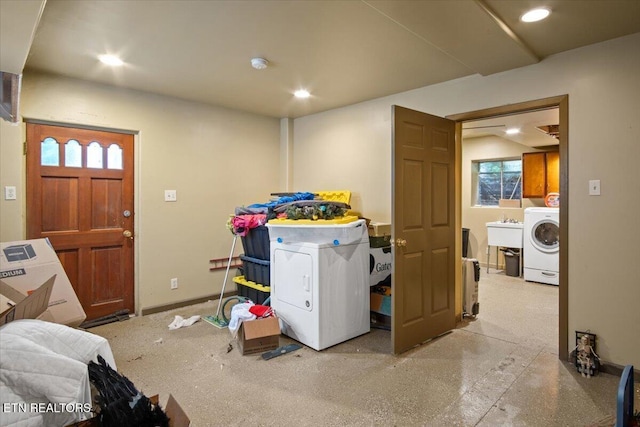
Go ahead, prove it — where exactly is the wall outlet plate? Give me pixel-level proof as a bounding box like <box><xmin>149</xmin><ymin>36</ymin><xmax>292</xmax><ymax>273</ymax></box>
<box><xmin>165</xmin><ymin>190</ymin><xmax>177</xmax><ymax>202</ymax></box>
<box><xmin>4</xmin><ymin>186</ymin><xmax>17</xmax><ymax>200</ymax></box>
<box><xmin>588</xmin><ymin>180</ymin><xmax>601</xmax><ymax>196</ymax></box>
<box><xmin>170</xmin><ymin>278</ymin><xmax>178</xmax><ymax>289</ymax></box>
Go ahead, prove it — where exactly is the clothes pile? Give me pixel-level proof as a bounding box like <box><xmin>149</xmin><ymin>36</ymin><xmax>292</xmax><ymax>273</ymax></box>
<box><xmin>229</xmin><ymin>192</ymin><xmax>352</xmax><ymax>235</ymax></box>
<box><xmin>228</xmin><ymin>301</ymin><xmax>274</xmax><ymax>337</ymax></box>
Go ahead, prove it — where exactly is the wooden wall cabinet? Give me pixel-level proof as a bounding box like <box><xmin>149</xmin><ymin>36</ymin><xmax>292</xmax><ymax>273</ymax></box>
<box><xmin>522</xmin><ymin>151</ymin><xmax>559</xmax><ymax>198</ymax></box>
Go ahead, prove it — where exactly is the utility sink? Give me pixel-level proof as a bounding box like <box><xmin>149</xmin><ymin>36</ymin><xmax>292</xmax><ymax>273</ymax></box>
<box><xmin>486</xmin><ymin>221</ymin><xmax>523</xmax><ymax>248</ymax></box>
<box><xmin>486</xmin><ymin>221</ymin><xmax>524</xmax><ymax>274</ymax></box>
<box><xmin>486</xmin><ymin>221</ymin><xmax>523</xmax><ymax>229</ymax></box>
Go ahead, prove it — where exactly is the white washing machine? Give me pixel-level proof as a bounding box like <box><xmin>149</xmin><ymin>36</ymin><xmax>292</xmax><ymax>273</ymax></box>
<box><xmin>266</xmin><ymin>220</ymin><xmax>370</xmax><ymax>351</ymax></box>
<box><xmin>523</xmin><ymin>207</ymin><xmax>560</xmax><ymax>285</ymax></box>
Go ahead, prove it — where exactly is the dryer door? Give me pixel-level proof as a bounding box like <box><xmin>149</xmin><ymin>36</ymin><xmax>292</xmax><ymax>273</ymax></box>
<box><xmin>273</xmin><ymin>248</ymin><xmax>313</xmax><ymax>312</ymax></box>
<box><xmin>531</xmin><ymin>219</ymin><xmax>559</xmax><ymax>253</ymax></box>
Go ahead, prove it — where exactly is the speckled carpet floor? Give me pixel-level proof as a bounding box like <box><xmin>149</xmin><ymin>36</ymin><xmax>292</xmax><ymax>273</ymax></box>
<box><xmin>90</xmin><ymin>271</ymin><xmax>639</xmax><ymax>426</ymax></box>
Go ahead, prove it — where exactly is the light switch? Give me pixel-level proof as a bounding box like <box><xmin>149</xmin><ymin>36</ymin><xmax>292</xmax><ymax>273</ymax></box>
<box><xmin>588</xmin><ymin>180</ymin><xmax>601</xmax><ymax>196</ymax></box>
<box><xmin>164</xmin><ymin>190</ymin><xmax>177</xmax><ymax>202</ymax></box>
<box><xmin>4</xmin><ymin>186</ymin><xmax>17</xmax><ymax>200</ymax></box>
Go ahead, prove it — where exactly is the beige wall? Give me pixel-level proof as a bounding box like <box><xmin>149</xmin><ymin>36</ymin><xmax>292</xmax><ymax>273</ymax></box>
<box><xmin>292</xmin><ymin>33</ymin><xmax>640</xmax><ymax>367</ymax></box>
<box><xmin>461</xmin><ymin>135</ymin><xmax>545</xmax><ymax>267</ymax></box>
<box><xmin>1</xmin><ymin>33</ymin><xmax>638</xmax><ymax>367</ymax></box>
<box><xmin>0</xmin><ymin>121</ymin><xmax>24</xmax><ymax>241</ymax></box>
<box><xmin>0</xmin><ymin>72</ymin><xmax>281</xmax><ymax>312</ymax></box>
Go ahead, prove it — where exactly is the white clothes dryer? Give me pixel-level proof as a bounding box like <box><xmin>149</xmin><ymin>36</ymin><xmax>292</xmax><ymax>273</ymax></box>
<box><xmin>266</xmin><ymin>220</ymin><xmax>370</xmax><ymax>351</ymax></box>
<box><xmin>523</xmin><ymin>207</ymin><xmax>560</xmax><ymax>285</ymax></box>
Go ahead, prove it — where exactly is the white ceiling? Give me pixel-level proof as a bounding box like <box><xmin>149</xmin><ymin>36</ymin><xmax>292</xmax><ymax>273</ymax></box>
<box><xmin>2</xmin><ymin>0</ymin><xmax>640</xmax><ymax>121</ymax></box>
<box><xmin>462</xmin><ymin>107</ymin><xmax>560</xmax><ymax>147</ymax></box>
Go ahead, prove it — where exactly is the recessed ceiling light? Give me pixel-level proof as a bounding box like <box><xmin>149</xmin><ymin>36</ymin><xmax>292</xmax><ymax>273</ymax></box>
<box><xmin>98</xmin><ymin>54</ymin><xmax>124</xmax><ymax>66</ymax></box>
<box><xmin>520</xmin><ymin>8</ymin><xmax>550</xmax><ymax>23</ymax></box>
<box><xmin>251</xmin><ymin>57</ymin><xmax>268</xmax><ymax>70</ymax></box>
<box><xmin>294</xmin><ymin>89</ymin><xmax>310</xmax><ymax>99</ymax></box>
<box><xmin>506</xmin><ymin>128</ymin><xmax>520</xmax><ymax>135</ymax></box>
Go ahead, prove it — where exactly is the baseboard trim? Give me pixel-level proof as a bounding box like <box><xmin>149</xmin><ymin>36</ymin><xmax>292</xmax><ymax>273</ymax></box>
<box><xmin>598</xmin><ymin>361</ymin><xmax>639</xmax><ymax>378</ymax></box>
<box><xmin>140</xmin><ymin>291</ymin><xmax>238</xmax><ymax>316</ymax></box>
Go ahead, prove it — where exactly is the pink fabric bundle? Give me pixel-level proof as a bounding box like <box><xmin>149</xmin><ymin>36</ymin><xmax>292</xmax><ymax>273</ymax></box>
<box><xmin>231</xmin><ymin>214</ymin><xmax>267</xmax><ymax>236</ymax></box>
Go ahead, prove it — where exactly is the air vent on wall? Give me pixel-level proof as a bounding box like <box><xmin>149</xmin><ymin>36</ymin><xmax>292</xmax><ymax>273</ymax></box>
<box><xmin>0</xmin><ymin>71</ymin><xmax>21</xmax><ymax>123</ymax></box>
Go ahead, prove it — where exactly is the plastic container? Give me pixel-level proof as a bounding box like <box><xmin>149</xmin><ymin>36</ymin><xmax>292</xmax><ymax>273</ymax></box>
<box><xmin>266</xmin><ymin>219</ymin><xmax>367</xmax><ymax>245</ymax></box>
<box><xmin>502</xmin><ymin>248</ymin><xmax>520</xmax><ymax>277</ymax></box>
<box><xmin>240</xmin><ymin>225</ymin><xmax>270</xmax><ymax>260</ymax></box>
<box><xmin>233</xmin><ymin>276</ymin><xmax>270</xmax><ymax>305</ymax></box>
<box><xmin>369</xmin><ymin>235</ymin><xmax>391</xmax><ymax>248</ymax></box>
<box><xmin>240</xmin><ymin>254</ymin><xmax>270</xmax><ymax>286</ymax></box>
<box><xmin>462</xmin><ymin>228</ymin><xmax>470</xmax><ymax>258</ymax></box>
<box><xmin>267</xmin><ymin>215</ymin><xmax>360</xmax><ymax>226</ymax></box>
<box><xmin>316</xmin><ymin>190</ymin><xmax>351</xmax><ymax>204</ymax></box>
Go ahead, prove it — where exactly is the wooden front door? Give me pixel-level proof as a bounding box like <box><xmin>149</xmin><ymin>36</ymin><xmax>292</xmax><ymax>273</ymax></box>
<box><xmin>26</xmin><ymin>123</ymin><xmax>135</xmax><ymax>321</ymax></box>
<box><xmin>392</xmin><ymin>106</ymin><xmax>456</xmax><ymax>354</ymax></box>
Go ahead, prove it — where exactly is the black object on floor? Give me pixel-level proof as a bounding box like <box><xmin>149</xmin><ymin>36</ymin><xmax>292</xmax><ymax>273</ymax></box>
<box><xmin>261</xmin><ymin>344</ymin><xmax>302</xmax><ymax>360</ymax></box>
<box><xmin>88</xmin><ymin>355</ymin><xmax>169</xmax><ymax>427</ymax></box>
<box><xmin>80</xmin><ymin>309</ymin><xmax>130</xmax><ymax>329</ymax></box>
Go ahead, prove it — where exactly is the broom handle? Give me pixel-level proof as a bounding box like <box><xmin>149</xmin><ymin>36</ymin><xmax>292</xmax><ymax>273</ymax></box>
<box><xmin>214</xmin><ymin>234</ymin><xmax>238</xmax><ymax>319</ymax></box>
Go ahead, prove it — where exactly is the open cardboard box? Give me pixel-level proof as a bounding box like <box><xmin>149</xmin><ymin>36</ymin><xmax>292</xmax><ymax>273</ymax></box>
<box><xmin>0</xmin><ymin>274</ymin><xmax>55</xmax><ymax>325</ymax></box>
<box><xmin>0</xmin><ymin>239</ymin><xmax>86</xmax><ymax>327</ymax></box>
<box><xmin>66</xmin><ymin>394</ymin><xmax>190</xmax><ymax>427</ymax></box>
<box><xmin>237</xmin><ymin>316</ymin><xmax>281</xmax><ymax>355</ymax></box>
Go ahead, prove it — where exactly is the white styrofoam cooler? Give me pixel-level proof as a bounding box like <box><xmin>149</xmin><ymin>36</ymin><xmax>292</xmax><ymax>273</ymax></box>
<box><xmin>266</xmin><ymin>220</ymin><xmax>370</xmax><ymax>351</ymax></box>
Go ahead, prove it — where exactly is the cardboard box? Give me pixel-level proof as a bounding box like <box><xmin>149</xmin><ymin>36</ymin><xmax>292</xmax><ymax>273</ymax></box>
<box><xmin>370</xmin><ymin>292</ymin><xmax>391</xmax><ymax>316</ymax></box>
<box><xmin>498</xmin><ymin>199</ymin><xmax>520</xmax><ymax>208</ymax></box>
<box><xmin>0</xmin><ymin>274</ymin><xmax>55</xmax><ymax>325</ymax></box>
<box><xmin>370</xmin><ymin>246</ymin><xmax>392</xmax><ymax>287</ymax></box>
<box><xmin>368</xmin><ymin>222</ymin><xmax>391</xmax><ymax>237</ymax></box>
<box><xmin>0</xmin><ymin>239</ymin><xmax>86</xmax><ymax>327</ymax></box>
<box><xmin>237</xmin><ymin>316</ymin><xmax>281</xmax><ymax>355</ymax></box>
<box><xmin>66</xmin><ymin>394</ymin><xmax>190</xmax><ymax>427</ymax></box>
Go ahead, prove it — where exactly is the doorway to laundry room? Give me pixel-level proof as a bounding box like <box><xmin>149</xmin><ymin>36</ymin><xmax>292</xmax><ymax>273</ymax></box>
<box><xmin>447</xmin><ymin>95</ymin><xmax>568</xmax><ymax>360</ymax></box>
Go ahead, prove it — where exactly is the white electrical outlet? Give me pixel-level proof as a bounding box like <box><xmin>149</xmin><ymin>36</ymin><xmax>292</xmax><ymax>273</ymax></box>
<box><xmin>4</xmin><ymin>186</ymin><xmax>17</xmax><ymax>200</ymax></box>
<box><xmin>170</xmin><ymin>278</ymin><xmax>178</xmax><ymax>289</ymax></box>
<box><xmin>164</xmin><ymin>190</ymin><xmax>177</xmax><ymax>202</ymax></box>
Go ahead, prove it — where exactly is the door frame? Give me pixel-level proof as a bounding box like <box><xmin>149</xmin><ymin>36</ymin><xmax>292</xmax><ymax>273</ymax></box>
<box><xmin>447</xmin><ymin>95</ymin><xmax>569</xmax><ymax>360</ymax></box>
<box><xmin>23</xmin><ymin>118</ymin><xmax>141</xmax><ymax>317</ymax></box>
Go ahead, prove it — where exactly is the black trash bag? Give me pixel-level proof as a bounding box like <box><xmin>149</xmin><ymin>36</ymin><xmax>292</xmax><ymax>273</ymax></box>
<box><xmin>88</xmin><ymin>355</ymin><xmax>169</xmax><ymax>427</ymax></box>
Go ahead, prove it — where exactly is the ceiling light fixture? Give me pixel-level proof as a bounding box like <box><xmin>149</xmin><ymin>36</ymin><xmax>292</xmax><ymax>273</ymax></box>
<box><xmin>98</xmin><ymin>54</ymin><xmax>124</xmax><ymax>66</ymax></box>
<box><xmin>506</xmin><ymin>128</ymin><xmax>520</xmax><ymax>135</ymax></box>
<box><xmin>520</xmin><ymin>8</ymin><xmax>550</xmax><ymax>23</ymax></box>
<box><xmin>294</xmin><ymin>89</ymin><xmax>310</xmax><ymax>99</ymax></box>
<box><xmin>251</xmin><ymin>57</ymin><xmax>269</xmax><ymax>70</ymax></box>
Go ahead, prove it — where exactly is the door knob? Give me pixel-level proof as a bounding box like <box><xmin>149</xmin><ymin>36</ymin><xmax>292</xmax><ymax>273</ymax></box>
<box><xmin>123</xmin><ymin>230</ymin><xmax>134</xmax><ymax>240</ymax></box>
<box><xmin>396</xmin><ymin>238</ymin><xmax>406</xmax><ymax>247</ymax></box>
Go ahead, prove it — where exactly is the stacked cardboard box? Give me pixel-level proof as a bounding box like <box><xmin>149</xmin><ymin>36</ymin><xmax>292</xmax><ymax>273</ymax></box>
<box><xmin>0</xmin><ymin>239</ymin><xmax>86</xmax><ymax>327</ymax></box>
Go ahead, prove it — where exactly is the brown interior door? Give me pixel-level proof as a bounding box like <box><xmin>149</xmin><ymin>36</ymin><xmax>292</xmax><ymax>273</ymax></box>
<box><xmin>26</xmin><ymin>123</ymin><xmax>134</xmax><ymax>321</ymax></box>
<box><xmin>392</xmin><ymin>105</ymin><xmax>456</xmax><ymax>354</ymax></box>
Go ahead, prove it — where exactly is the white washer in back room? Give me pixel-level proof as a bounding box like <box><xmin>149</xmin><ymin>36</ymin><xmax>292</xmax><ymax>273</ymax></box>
<box><xmin>523</xmin><ymin>207</ymin><xmax>560</xmax><ymax>285</ymax></box>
